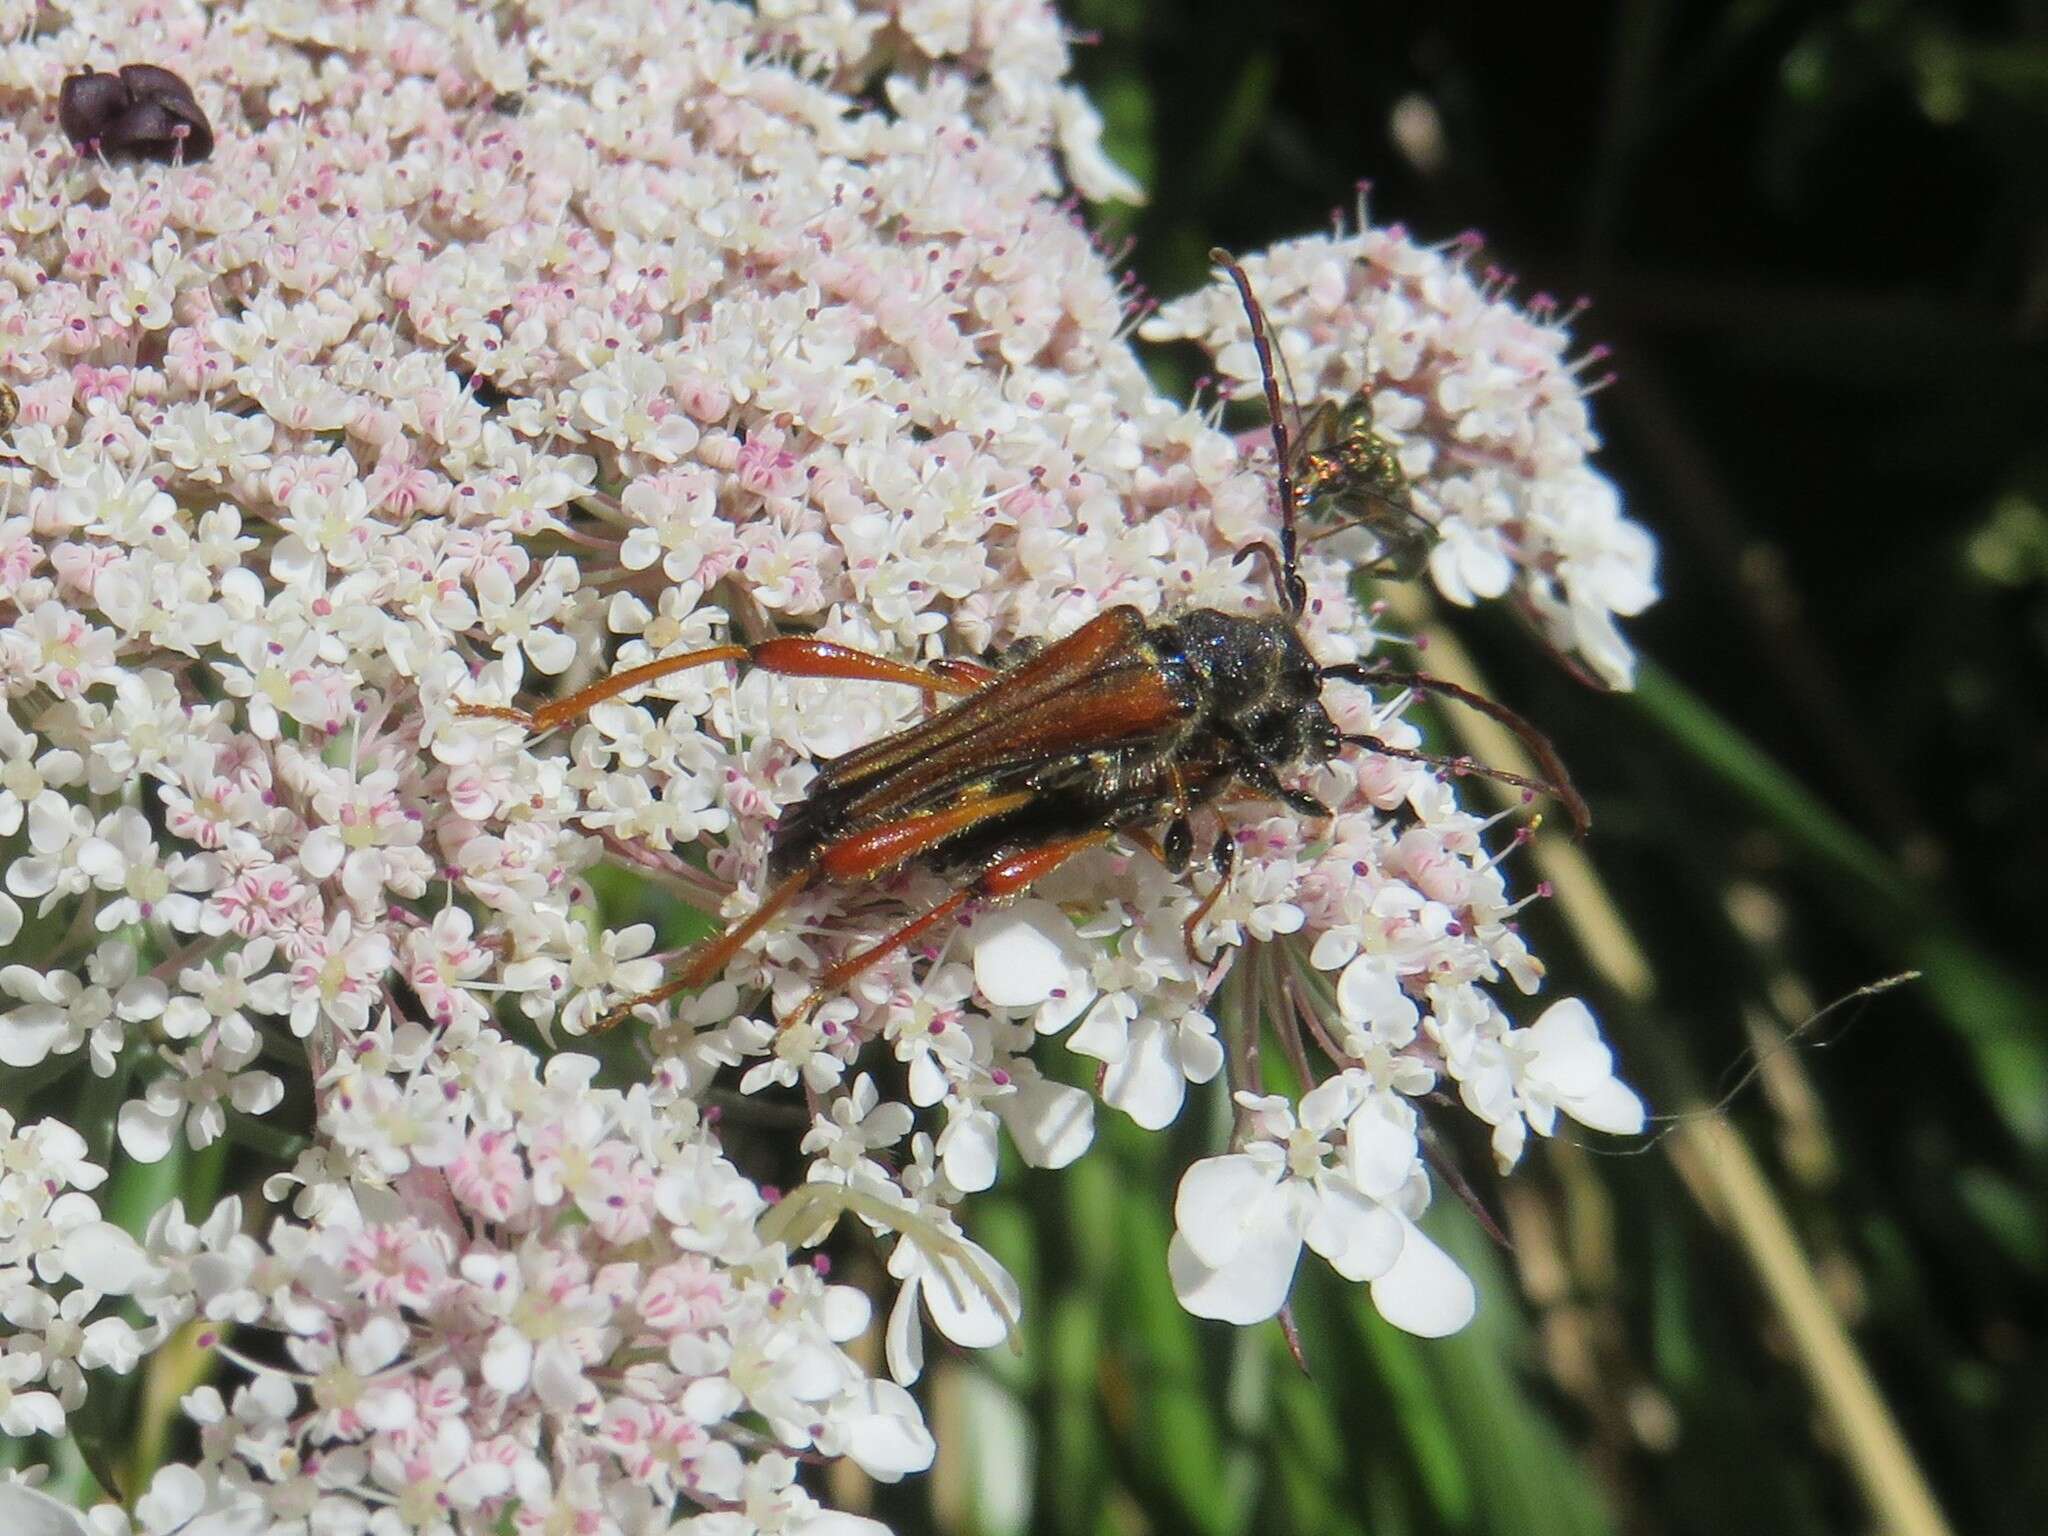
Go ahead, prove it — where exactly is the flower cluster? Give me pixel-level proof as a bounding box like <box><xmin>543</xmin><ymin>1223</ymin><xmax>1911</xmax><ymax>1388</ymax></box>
<box><xmin>0</xmin><ymin>0</ymin><xmax>1650</xmax><ymax>1528</ymax></box>
<box><xmin>1144</xmin><ymin>227</ymin><xmax>1659</xmax><ymax>688</ymax></box>
<box><xmin>192</xmin><ymin>1057</ymin><xmax>935</xmax><ymax>1531</ymax></box>
<box><xmin>0</xmin><ymin>1112</ymin><xmax>158</xmax><ymax>1441</ymax></box>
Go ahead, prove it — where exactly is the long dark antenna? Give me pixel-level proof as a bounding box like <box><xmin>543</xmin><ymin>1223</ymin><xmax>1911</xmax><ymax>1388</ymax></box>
<box><xmin>1326</xmin><ymin>663</ymin><xmax>1593</xmax><ymax>839</ymax></box>
<box><xmin>1211</xmin><ymin>249</ymin><xmax>1306</xmax><ymax>616</ymax></box>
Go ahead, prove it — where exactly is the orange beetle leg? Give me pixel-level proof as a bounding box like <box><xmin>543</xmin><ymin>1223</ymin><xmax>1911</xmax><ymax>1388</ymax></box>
<box><xmin>590</xmin><ymin>867</ymin><xmax>814</xmax><ymax>1033</ymax></box>
<box><xmin>462</xmin><ymin>636</ymin><xmax>988</xmax><ymax>735</ymax></box>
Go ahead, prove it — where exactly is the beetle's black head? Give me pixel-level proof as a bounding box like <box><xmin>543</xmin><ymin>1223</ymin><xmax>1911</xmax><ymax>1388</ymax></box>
<box><xmin>1169</xmin><ymin>610</ymin><xmax>1341</xmax><ymax>771</ymax></box>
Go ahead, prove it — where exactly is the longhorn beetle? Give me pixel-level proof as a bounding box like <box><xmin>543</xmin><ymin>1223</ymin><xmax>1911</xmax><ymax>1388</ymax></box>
<box><xmin>461</xmin><ymin>252</ymin><xmax>1586</xmax><ymax>1034</ymax></box>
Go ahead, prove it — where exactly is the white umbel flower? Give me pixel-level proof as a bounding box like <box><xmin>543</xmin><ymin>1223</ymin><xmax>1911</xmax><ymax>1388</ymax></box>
<box><xmin>1169</xmin><ymin>1083</ymin><xmax>1476</xmax><ymax>1337</ymax></box>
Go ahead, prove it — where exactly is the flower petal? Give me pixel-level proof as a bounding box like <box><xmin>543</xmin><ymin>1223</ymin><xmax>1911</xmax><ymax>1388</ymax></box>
<box><xmin>972</xmin><ymin>900</ymin><xmax>1084</xmax><ymax>1009</ymax></box>
<box><xmin>920</xmin><ymin>1245</ymin><xmax>1018</xmax><ymax>1351</ymax></box>
<box><xmin>1370</xmin><ymin>1221</ymin><xmax>1477</xmax><ymax>1338</ymax></box>
<box><xmin>1567</xmin><ymin>1076</ymin><xmax>1647</xmax><ymax>1136</ymax></box>
<box><xmin>795</xmin><ymin>1514</ymin><xmax>897</xmax><ymax>1536</ymax></box>
<box><xmin>0</xmin><ymin>1010</ymin><xmax>73</xmax><ymax>1069</ymax></box>
<box><xmin>1338</xmin><ymin>955</ymin><xmax>1417</xmax><ymax>1035</ymax></box>
<box><xmin>1173</xmin><ymin>1154</ymin><xmax>1281</xmax><ymax>1268</ymax></box>
<box><xmin>1304</xmin><ymin>1180</ymin><xmax>1404</xmax><ymax>1282</ymax></box>
<box><xmin>135</xmin><ymin>1464</ymin><xmax>207</xmax><ymax>1530</ymax></box>
<box><xmin>59</xmin><ymin>1220</ymin><xmax>155</xmax><ymax>1295</ymax></box>
<box><xmin>1066</xmin><ymin>996</ymin><xmax>1132</xmax><ymax>1063</ymax></box>
<box><xmin>481</xmin><ymin>1325</ymin><xmax>534</xmax><ymax>1394</ymax></box>
<box><xmin>840</xmin><ymin>1379</ymin><xmax>936</xmax><ymax>1482</ymax></box>
<box><xmin>885</xmin><ymin>1275</ymin><xmax>926</xmax><ymax>1386</ymax></box>
<box><xmin>298</xmin><ymin>827</ymin><xmax>344</xmax><ymax>880</ymax></box>
<box><xmin>1526</xmin><ymin>998</ymin><xmax>1611</xmax><ymax>1094</ymax></box>
<box><xmin>820</xmin><ymin>1285</ymin><xmax>872</xmax><ymax>1343</ymax></box>
<box><xmin>0</xmin><ymin>1481</ymin><xmax>95</xmax><ymax>1536</ymax></box>
<box><xmin>1100</xmin><ymin>1016</ymin><xmax>1188</xmax><ymax>1131</ymax></box>
<box><xmin>683</xmin><ymin>1376</ymin><xmax>744</xmax><ymax>1424</ymax></box>
<box><xmin>937</xmin><ymin>1107</ymin><xmax>999</xmax><ymax>1194</ymax></box>
<box><xmin>1346</xmin><ymin>1100</ymin><xmax>1420</xmax><ymax>1202</ymax></box>
<box><xmin>1002</xmin><ymin>1077</ymin><xmax>1094</xmax><ymax>1168</ymax></box>
<box><xmin>1168</xmin><ymin>1210</ymin><xmax>1302</xmax><ymax>1326</ymax></box>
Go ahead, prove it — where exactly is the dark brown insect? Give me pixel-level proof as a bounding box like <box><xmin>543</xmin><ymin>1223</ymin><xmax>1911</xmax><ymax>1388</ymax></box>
<box><xmin>59</xmin><ymin>64</ymin><xmax>214</xmax><ymax>164</ymax></box>
<box><xmin>462</xmin><ymin>253</ymin><xmax>1585</xmax><ymax>1033</ymax></box>
<box><xmin>0</xmin><ymin>380</ymin><xmax>17</xmax><ymax>435</ymax></box>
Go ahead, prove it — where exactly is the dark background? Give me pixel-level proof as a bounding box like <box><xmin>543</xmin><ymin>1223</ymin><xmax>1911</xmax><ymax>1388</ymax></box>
<box><xmin>903</xmin><ymin>5</ymin><xmax>2048</xmax><ymax>1535</ymax></box>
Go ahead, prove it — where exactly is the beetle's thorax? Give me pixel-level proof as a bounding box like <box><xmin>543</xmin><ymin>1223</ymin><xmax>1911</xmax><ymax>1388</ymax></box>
<box><xmin>1155</xmin><ymin>609</ymin><xmax>1341</xmax><ymax>771</ymax></box>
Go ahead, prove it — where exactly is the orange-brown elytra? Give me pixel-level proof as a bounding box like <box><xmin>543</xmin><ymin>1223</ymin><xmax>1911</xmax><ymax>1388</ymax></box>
<box><xmin>461</xmin><ymin>251</ymin><xmax>1586</xmax><ymax>1035</ymax></box>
